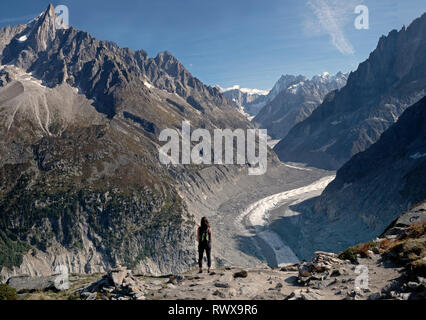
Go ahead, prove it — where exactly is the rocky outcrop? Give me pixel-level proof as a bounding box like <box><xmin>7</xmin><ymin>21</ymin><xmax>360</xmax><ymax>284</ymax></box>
<box><xmin>6</xmin><ymin>274</ymin><xmax>58</xmax><ymax>293</ymax></box>
<box><xmin>254</xmin><ymin>72</ymin><xmax>347</xmax><ymax>139</ymax></box>
<box><xmin>79</xmin><ymin>266</ymin><xmax>147</xmax><ymax>300</ymax></box>
<box><xmin>274</xmin><ymin>13</ymin><xmax>426</xmax><ymax>170</ymax></box>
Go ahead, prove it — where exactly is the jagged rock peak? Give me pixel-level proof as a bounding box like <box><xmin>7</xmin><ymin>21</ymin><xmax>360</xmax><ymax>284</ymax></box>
<box><xmin>27</xmin><ymin>3</ymin><xmax>57</xmax><ymax>51</ymax></box>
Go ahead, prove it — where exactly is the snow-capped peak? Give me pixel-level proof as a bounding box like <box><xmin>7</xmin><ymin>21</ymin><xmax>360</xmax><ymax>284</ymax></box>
<box><xmin>218</xmin><ymin>85</ymin><xmax>269</xmax><ymax>96</ymax></box>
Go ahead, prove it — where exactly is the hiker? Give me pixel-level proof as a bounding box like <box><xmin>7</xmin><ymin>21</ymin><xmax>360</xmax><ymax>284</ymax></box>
<box><xmin>197</xmin><ymin>217</ymin><xmax>212</xmax><ymax>273</ymax></box>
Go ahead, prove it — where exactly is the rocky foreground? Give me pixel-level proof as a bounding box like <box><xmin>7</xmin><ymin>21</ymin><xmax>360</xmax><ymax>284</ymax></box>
<box><xmin>2</xmin><ymin>203</ymin><xmax>425</xmax><ymax>300</ymax></box>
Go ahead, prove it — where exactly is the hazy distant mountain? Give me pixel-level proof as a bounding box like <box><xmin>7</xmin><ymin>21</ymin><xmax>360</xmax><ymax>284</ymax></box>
<box><xmin>220</xmin><ymin>74</ymin><xmax>324</xmax><ymax>117</ymax></box>
<box><xmin>221</xmin><ymin>85</ymin><xmax>269</xmax><ymax>117</ymax></box>
<box><xmin>0</xmin><ymin>4</ymin><xmax>254</xmax><ymax>277</ymax></box>
<box><xmin>274</xmin><ymin>13</ymin><xmax>426</xmax><ymax>170</ymax></box>
<box><xmin>254</xmin><ymin>72</ymin><xmax>348</xmax><ymax>139</ymax></box>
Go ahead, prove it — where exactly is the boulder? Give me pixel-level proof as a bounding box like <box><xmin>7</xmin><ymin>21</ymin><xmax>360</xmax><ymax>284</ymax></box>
<box><xmin>212</xmin><ymin>289</ymin><xmax>226</xmax><ymax>298</ymax></box>
<box><xmin>298</xmin><ymin>263</ymin><xmax>313</xmax><ymax>278</ymax></box>
<box><xmin>280</xmin><ymin>264</ymin><xmax>298</xmax><ymax>272</ymax></box>
<box><xmin>233</xmin><ymin>270</ymin><xmax>248</xmax><ymax>278</ymax></box>
<box><xmin>300</xmin><ymin>290</ymin><xmax>321</xmax><ymax>300</ymax></box>
<box><xmin>108</xmin><ymin>266</ymin><xmax>128</xmax><ymax>287</ymax></box>
<box><xmin>81</xmin><ymin>292</ymin><xmax>97</xmax><ymax>300</ymax></box>
<box><xmin>6</xmin><ymin>275</ymin><xmax>57</xmax><ymax>293</ymax></box>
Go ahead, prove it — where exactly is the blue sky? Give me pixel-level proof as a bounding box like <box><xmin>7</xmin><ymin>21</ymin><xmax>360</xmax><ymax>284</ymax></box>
<box><xmin>1</xmin><ymin>0</ymin><xmax>425</xmax><ymax>90</ymax></box>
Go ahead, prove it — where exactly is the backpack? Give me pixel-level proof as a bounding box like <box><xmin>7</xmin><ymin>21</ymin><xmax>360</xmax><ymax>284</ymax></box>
<box><xmin>200</xmin><ymin>227</ymin><xmax>210</xmax><ymax>244</ymax></box>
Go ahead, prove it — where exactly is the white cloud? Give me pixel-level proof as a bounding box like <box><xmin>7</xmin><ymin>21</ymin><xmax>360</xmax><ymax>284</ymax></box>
<box><xmin>305</xmin><ymin>0</ymin><xmax>362</xmax><ymax>55</ymax></box>
<box><xmin>0</xmin><ymin>14</ymin><xmax>38</xmax><ymax>24</ymax></box>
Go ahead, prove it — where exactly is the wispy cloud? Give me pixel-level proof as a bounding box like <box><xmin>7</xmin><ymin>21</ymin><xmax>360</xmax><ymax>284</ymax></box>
<box><xmin>0</xmin><ymin>14</ymin><xmax>38</xmax><ymax>24</ymax></box>
<box><xmin>305</xmin><ymin>0</ymin><xmax>362</xmax><ymax>55</ymax></box>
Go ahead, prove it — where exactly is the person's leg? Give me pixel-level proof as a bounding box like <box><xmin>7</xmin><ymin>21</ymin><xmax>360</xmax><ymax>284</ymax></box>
<box><xmin>198</xmin><ymin>245</ymin><xmax>203</xmax><ymax>272</ymax></box>
<box><xmin>206</xmin><ymin>244</ymin><xmax>211</xmax><ymax>273</ymax></box>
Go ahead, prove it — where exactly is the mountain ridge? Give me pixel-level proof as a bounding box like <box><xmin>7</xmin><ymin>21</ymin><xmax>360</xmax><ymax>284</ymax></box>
<box><xmin>0</xmin><ymin>4</ymin><xmax>265</xmax><ymax>280</ymax></box>
<box><xmin>274</xmin><ymin>12</ymin><xmax>426</xmax><ymax>170</ymax></box>
<box><xmin>254</xmin><ymin>72</ymin><xmax>348</xmax><ymax>139</ymax></box>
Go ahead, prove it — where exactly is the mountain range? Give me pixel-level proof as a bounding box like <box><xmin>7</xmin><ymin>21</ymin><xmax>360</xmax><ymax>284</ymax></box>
<box><xmin>274</xmin><ymin>13</ymin><xmax>426</xmax><ymax>170</ymax></box>
<box><xmin>0</xmin><ymin>3</ymin><xmax>425</xmax><ymax>286</ymax></box>
<box><xmin>0</xmin><ymin>4</ymin><xmax>257</xmax><ymax>278</ymax></box>
<box><xmin>253</xmin><ymin>72</ymin><xmax>348</xmax><ymax>139</ymax></box>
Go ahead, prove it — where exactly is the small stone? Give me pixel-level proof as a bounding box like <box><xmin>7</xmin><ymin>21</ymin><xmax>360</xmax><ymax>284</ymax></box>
<box><xmin>135</xmin><ymin>293</ymin><xmax>146</xmax><ymax>300</ymax></box>
<box><xmin>330</xmin><ymin>268</ymin><xmax>342</xmax><ymax>277</ymax></box>
<box><xmin>298</xmin><ymin>264</ymin><xmax>312</xmax><ymax>278</ymax></box>
<box><xmin>300</xmin><ymin>291</ymin><xmax>321</xmax><ymax>300</ymax></box>
<box><xmin>103</xmin><ymin>286</ymin><xmax>115</xmax><ymax>293</ymax></box>
<box><xmin>233</xmin><ymin>270</ymin><xmax>248</xmax><ymax>278</ymax></box>
<box><xmin>280</xmin><ymin>264</ymin><xmax>298</xmax><ymax>272</ymax></box>
<box><xmin>214</xmin><ymin>282</ymin><xmax>230</xmax><ymax>288</ymax></box>
<box><xmin>399</xmin><ymin>293</ymin><xmax>411</xmax><ymax>300</ymax></box>
<box><xmin>285</xmin><ymin>291</ymin><xmax>296</xmax><ymax>300</ymax></box>
<box><xmin>367</xmin><ymin>292</ymin><xmax>382</xmax><ymax>300</ymax></box>
<box><xmin>212</xmin><ymin>290</ymin><xmax>226</xmax><ymax>298</ymax></box>
<box><xmin>407</xmin><ymin>282</ymin><xmax>420</xmax><ymax>290</ymax></box>
<box><xmin>81</xmin><ymin>292</ymin><xmax>97</xmax><ymax>300</ymax></box>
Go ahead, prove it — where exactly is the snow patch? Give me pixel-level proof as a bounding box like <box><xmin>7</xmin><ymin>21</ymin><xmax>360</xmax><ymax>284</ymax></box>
<box><xmin>143</xmin><ymin>81</ymin><xmax>153</xmax><ymax>89</ymax></box>
<box><xmin>17</xmin><ymin>35</ymin><xmax>28</xmax><ymax>42</ymax></box>
<box><xmin>219</xmin><ymin>85</ymin><xmax>269</xmax><ymax>96</ymax></box>
<box><xmin>287</xmin><ymin>81</ymin><xmax>304</xmax><ymax>94</ymax></box>
<box><xmin>283</xmin><ymin>163</ymin><xmax>312</xmax><ymax>171</ymax></box>
<box><xmin>410</xmin><ymin>152</ymin><xmax>426</xmax><ymax>159</ymax></box>
<box><xmin>267</xmin><ymin>139</ymin><xmax>281</xmax><ymax>148</ymax></box>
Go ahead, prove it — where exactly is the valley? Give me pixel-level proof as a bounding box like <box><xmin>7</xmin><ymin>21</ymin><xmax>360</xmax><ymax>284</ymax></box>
<box><xmin>177</xmin><ymin>163</ymin><xmax>333</xmax><ymax>269</ymax></box>
<box><xmin>0</xmin><ymin>3</ymin><xmax>425</xmax><ymax>302</ymax></box>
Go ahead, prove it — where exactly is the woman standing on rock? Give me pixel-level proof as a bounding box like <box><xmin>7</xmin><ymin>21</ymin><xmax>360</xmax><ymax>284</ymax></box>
<box><xmin>197</xmin><ymin>217</ymin><xmax>212</xmax><ymax>273</ymax></box>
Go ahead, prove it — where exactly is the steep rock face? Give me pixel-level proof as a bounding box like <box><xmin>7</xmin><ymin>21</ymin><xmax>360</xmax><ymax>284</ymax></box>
<box><xmin>0</xmin><ymin>66</ymin><xmax>196</xmax><ymax>279</ymax></box>
<box><xmin>273</xmin><ymin>97</ymin><xmax>426</xmax><ymax>260</ymax></box>
<box><xmin>254</xmin><ymin>72</ymin><xmax>347</xmax><ymax>139</ymax></box>
<box><xmin>274</xmin><ymin>13</ymin><xmax>426</xmax><ymax>170</ymax></box>
<box><xmin>0</xmin><ymin>5</ymin><xmax>261</xmax><ymax>279</ymax></box>
<box><xmin>316</xmin><ymin>96</ymin><xmax>426</xmax><ymax>234</ymax></box>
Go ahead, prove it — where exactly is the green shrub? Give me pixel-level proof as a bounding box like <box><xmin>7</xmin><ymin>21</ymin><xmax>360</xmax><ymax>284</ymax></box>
<box><xmin>0</xmin><ymin>284</ymin><xmax>18</xmax><ymax>300</ymax></box>
<box><xmin>338</xmin><ymin>241</ymin><xmax>378</xmax><ymax>262</ymax></box>
<box><xmin>338</xmin><ymin>246</ymin><xmax>358</xmax><ymax>262</ymax></box>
